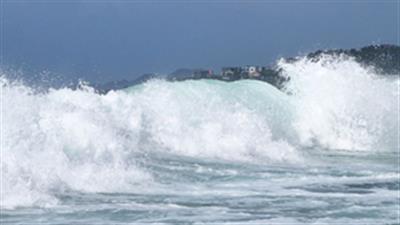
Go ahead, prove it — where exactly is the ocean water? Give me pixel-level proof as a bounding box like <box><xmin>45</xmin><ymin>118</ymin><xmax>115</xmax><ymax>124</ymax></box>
<box><xmin>1</xmin><ymin>56</ymin><xmax>399</xmax><ymax>224</ymax></box>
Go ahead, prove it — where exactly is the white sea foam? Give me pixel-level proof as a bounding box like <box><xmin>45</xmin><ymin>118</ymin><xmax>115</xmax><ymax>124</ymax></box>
<box><xmin>279</xmin><ymin>54</ymin><xmax>399</xmax><ymax>151</ymax></box>
<box><xmin>0</xmin><ymin>55</ymin><xmax>398</xmax><ymax>209</ymax></box>
<box><xmin>0</xmin><ymin>78</ymin><xmax>297</xmax><ymax>209</ymax></box>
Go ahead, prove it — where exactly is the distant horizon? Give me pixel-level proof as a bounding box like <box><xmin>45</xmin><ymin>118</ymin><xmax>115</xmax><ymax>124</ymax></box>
<box><xmin>2</xmin><ymin>1</ymin><xmax>399</xmax><ymax>83</ymax></box>
<box><xmin>3</xmin><ymin>42</ymin><xmax>398</xmax><ymax>86</ymax></box>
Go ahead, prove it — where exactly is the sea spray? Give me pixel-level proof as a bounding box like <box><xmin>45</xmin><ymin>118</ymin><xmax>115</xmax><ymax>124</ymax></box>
<box><xmin>0</xmin><ymin>78</ymin><xmax>299</xmax><ymax>209</ymax></box>
<box><xmin>279</xmin><ymin>54</ymin><xmax>399</xmax><ymax>151</ymax></box>
<box><xmin>1</xmin><ymin>79</ymin><xmax>152</xmax><ymax>209</ymax></box>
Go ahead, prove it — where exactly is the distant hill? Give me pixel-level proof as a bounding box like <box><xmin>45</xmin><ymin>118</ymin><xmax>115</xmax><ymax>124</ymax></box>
<box><xmin>305</xmin><ymin>44</ymin><xmax>400</xmax><ymax>74</ymax></box>
<box><xmin>95</xmin><ymin>73</ymin><xmax>160</xmax><ymax>94</ymax></box>
<box><xmin>96</xmin><ymin>44</ymin><xmax>399</xmax><ymax>93</ymax></box>
<box><xmin>167</xmin><ymin>68</ymin><xmax>196</xmax><ymax>80</ymax></box>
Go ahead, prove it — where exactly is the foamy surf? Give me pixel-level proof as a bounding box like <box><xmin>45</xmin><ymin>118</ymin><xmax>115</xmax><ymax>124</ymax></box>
<box><xmin>1</xmin><ymin>55</ymin><xmax>399</xmax><ymax>224</ymax></box>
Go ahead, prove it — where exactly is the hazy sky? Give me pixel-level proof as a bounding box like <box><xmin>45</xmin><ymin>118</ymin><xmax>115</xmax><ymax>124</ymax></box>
<box><xmin>2</xmin><ymin>1</ymin><xmax>399</xmax><ymax>83</ymax></box>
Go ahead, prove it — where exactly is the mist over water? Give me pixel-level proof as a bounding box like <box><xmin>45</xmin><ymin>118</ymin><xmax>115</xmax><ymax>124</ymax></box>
<box><xmin>1</xmin><ymin>56</ymin><xmax>399</xmax><ymax>224</ymax></box>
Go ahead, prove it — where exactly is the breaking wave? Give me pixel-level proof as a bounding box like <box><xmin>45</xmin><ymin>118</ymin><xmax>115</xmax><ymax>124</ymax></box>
<box><xmin>279</xmin><ymin>55</ymin><xmax>399</xmax><ymax>151</ymax></box>
<box><xmin>1</xmin><ymin>55</ymin><xmax>398</xmax><ymax>209</ymax></box>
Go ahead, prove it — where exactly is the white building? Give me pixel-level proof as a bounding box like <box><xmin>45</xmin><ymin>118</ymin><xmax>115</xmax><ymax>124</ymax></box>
<box><xmin>242</xmin><ymin>65</ymin><xmax>261</xmax><ymax>77</ymax></box>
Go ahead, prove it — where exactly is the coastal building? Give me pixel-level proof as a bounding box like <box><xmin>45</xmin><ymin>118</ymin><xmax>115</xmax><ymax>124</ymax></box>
<box><xmin>221</xmin><ymin>67</ymin><xmax>241</xmax><ymax>76</ymax></box>
<box><xmin>221</xmin><ymin>67</ymin><xmax>242</xmax><ymax>80</ymax></box>
<box><xmin>221</xmin><ymin>65</ymin><xmax>264</xmax><ymax>79</ymax></box>
<box><xmin>193</xmin><ymin>69</ymin><xmax>213</xmax><ymax>78</ymax></box>
<box><xmin>242</xmin><ymin>65</ymin><xmax>263</xmax><ymax>77</ymax></box>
